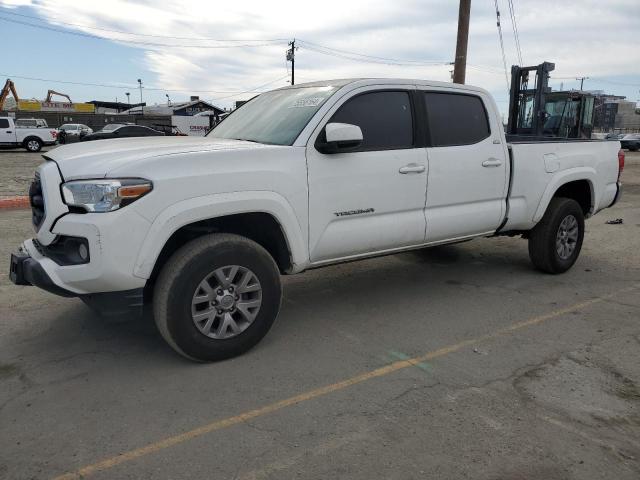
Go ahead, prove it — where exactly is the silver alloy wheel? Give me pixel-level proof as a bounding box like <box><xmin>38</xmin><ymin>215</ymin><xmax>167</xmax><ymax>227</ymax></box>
<box><xmin>27</xmin><ymin>140</ymin><xmax>40</xmax><ymax>151</ymax></box>
<box><xmin>556</xmin><ymin>214</ymin><xmax>579</xmax><ymax>260</ymax></box>
<box><xmin>191</xmin><ymin>265</ymin><xmax>262</xmax><ymax>339</ymax></box>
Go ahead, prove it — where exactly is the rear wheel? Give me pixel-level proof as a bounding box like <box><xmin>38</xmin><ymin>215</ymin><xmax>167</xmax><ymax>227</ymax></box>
<box><xmin>153</xmin><ymin>233</ymin><xmax>282</xmax><ymax>361</ymax></box>
<box><xmin>528</xmin><ymin>197</ymin><xmax>585</xmax><ymax>274</ymax></box>
<box><xmin>24</xmin><ymin>137</ymin><xmax>42</xmax><ymax>152</ymax></box>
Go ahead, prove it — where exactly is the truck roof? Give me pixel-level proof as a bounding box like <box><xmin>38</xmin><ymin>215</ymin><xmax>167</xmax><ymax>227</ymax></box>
<box><xmin>275</xmin><ymin>78</ymin><xmax>488</xmax><ymax>95</ymax></box>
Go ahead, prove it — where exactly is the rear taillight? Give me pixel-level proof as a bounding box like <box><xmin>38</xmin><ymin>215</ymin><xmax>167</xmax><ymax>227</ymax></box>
<box><xmin>618</xmin><ymin>149</ymin><xmax>625</xmax><ymax>181</ymax></box>
<box><xmin>51</xmin><ymin>130</ymin><xmax>57</xmax><ymax>138</ymax></box>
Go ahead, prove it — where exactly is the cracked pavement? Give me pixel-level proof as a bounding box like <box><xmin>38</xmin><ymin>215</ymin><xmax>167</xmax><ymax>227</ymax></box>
<box><xmin>0</xmin><ymin>152</ymin><xmax>639</xmax><ymax>479</ymax></box>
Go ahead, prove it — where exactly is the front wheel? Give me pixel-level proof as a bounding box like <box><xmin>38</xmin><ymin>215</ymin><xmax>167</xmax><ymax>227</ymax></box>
<box><xmin>528</xmin><ymin>197</ymin><xmax>585</xmax><ymax>274</ymax></box>
<box><xmin>153</xmin><ymin>233</ymin><xmax>282</xmax><ymax>361</ymax></box>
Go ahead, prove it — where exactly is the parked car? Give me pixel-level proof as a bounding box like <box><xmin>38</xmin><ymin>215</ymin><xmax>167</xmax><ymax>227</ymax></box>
<box><xmin>100</xmin><ymin>123</ymin><xmax>134</xmax><ymax>132</ymax></box>
<box><xmin>80</xmin><ymin>124</ymin><xmax>165</xmax><ymax>141</ymax></box>
<box><xmin>15</xmin><ymin>118</ymin><xmax>49</xmax><ymax>128</ymax></box>
<box><xmin>58</xmin><ymin>124</ymin><xmax>93</xmax><ymax>144</ymax></box>
<box><xmin>604</xmin><ymin>132</ymin><xmax>624</xmax><ymax>140</ymax></box>
<box><xmin>59</xmin><ymin>123</ymin><xmax>92</xmax><ymax>137</ymax></box>
<box><xmin>0</xmin><ymin>116</ymin><xmax>57</xmax><ymax>152</ymax></box>
<box><xmin>10</xmin><ymin>78</ymin><xmax>623</xmax><ymax>361</ymax></box>
<box><xmin>620</xmin><ymin>133</ymin><xmax>640</xmax><ymax>151</ymax></box>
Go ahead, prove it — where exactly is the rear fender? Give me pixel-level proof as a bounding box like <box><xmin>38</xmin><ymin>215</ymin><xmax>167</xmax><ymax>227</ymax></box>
<box><xmin>533</xmin><ymin>168</ymin><xmax>596</xmax><ymax>222</ymax></box>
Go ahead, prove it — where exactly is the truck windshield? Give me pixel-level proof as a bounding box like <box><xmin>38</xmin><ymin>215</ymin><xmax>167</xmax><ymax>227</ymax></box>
<box><xmin>208</xmin><ymin>86</ymin><xmax>338</xmax><ymax>146</ymax></box>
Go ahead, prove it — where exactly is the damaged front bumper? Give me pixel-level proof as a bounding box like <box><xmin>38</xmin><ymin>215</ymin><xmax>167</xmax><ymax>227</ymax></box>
<box><xmin>10</xmin><ymin>245</ymin><xmax>145</xmax><ymax>317</ymax></box>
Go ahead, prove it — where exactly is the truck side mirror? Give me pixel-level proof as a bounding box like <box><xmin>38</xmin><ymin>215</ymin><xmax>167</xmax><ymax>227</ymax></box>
<box><xmin>316</xmin><ymin>122</ymin><xmax>363</xmax><ymax>154</ymax></box>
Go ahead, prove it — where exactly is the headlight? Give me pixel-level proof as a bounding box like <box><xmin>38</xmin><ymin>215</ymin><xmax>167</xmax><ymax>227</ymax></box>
<box><xmin>61</xmin><ymin>179</ymin><xmax>152</xmax><ymax>212</ymax></box>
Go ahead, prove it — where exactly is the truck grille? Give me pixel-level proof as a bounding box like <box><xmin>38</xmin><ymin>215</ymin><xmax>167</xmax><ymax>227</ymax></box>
<box><xmin>29</xmin><ymin>171</ymin><xmax>46</xmax><ymax>229</ymax></box>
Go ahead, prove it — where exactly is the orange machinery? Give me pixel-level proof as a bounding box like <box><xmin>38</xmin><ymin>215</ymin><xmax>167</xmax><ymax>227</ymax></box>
<box><xmin>0</xmin><ymin>78</ymin><xmax>19</xmax><ymax>110</ymax></box>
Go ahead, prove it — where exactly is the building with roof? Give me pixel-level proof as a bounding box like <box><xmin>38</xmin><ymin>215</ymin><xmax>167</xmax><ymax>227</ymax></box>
<box><xmin>590</xmin><ymin>92</ymin><xmax>640</xmax><ymax>132</ymax></box>
<box><xmin>88</xmin><ymin>100</ymin><xmax>145</xmax><ymax>114</ymax></box>
<box><xmin>124</xmin><ymin>96</ymin><xmax>225</xmax><ymax>121</ymax></box>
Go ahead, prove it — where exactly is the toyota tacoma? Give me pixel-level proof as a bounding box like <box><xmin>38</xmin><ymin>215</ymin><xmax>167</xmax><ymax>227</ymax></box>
<box><xmin>10</xmin><ymin>79</ymin><xmax>623</xmax><ymax>361</ymax></box>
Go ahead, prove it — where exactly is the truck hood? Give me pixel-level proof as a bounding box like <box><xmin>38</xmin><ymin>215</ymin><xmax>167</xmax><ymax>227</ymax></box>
<box><xmin>44</xmin><ymin>136</ymin><xmax>267</xmax><ymax>179</ymax></box>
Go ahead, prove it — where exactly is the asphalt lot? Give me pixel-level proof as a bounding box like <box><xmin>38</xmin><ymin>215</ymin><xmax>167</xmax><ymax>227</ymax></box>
<box><xmin>1</xmin><ymin>151</ymin><xmax>639</xmax><ymax>480</ymax></box>
<box><xmin>0</xmin><ymin>146</ymin><xmax>54</xmax><ymax>200</ymax></box>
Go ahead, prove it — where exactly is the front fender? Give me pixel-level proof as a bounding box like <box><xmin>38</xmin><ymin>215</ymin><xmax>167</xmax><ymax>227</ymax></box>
<box><xmin>133</xmin><ymin>191</ymin><xmax>308</xmax><ymax>278</ymax></box>
<box><xmin>532</xmin><ymin>167</ymin><xmax>596</xmax><ymax>222</ymax></box>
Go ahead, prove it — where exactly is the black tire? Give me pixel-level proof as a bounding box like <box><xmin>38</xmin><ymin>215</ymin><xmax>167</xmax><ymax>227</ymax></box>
<box><xmin>153</xmin><ymin>233</ymin><xmax>282</xmax><ymax>361</ymax></box>
<box><xmin>23</xmin><ymin>137</ymin><xmax>43</xmax><ymax>152</ymax></box>
<box><xmin>528</xmin><ymin>197</ymin><xmax>585</xmax><ymax>274</ymax></box>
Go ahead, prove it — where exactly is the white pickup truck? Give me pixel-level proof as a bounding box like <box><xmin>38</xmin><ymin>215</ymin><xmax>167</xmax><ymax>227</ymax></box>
<box><xmin>10</xmin><ymin>79</ymin><xmax>623</xmax><ymax>361</ymax></box>
<box><xmin>0</xmin><ymin>116</ymin><xmax>57</xmax><ymax>152</ymax></box>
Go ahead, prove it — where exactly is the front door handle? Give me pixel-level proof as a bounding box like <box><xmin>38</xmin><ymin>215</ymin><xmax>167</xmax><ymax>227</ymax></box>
<box><xmin>399</xmin><ymin>163</ymin><xmax>425</xmax><ymax>174</ymax></box>
<box><xmin>482</xmin><ymin>158</ymin><xmax>503</xmax><ymax>167</ymax></box>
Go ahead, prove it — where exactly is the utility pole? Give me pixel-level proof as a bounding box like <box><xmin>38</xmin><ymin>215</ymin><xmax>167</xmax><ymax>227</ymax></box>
<box><xmin>453</xmin><ymin>0</ymin><xmax>471</xmax><ymax>84</ymax></box>
<box><xmin>137</xmin><ymin>78</ymin><xmax>143</xmax><ymax>115</ymax></box>
<box><xmin>125</xmin><ymin>92</ymin><xmax>130</xmax><ymax>107</ymax></box>
<box><xmin>576</xmin><ymin>76</ymin><xmax>589</xmax><ymax>90</ymax></box>
<box><xmin>287</xmin><ymin>40</ymin><xmax>296</xmax><ymax>85</ymax></box>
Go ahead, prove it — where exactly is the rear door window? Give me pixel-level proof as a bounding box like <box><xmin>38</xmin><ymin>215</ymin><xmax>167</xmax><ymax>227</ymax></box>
<box><xmin>0</xmin><ymin>119</ymin><xmax>10</xmax><ymax>128</ymax></box>
<box><xmin>424</xmin><ymin>92</ymin><xmax>490</xmax><ymax>147</ymax></box>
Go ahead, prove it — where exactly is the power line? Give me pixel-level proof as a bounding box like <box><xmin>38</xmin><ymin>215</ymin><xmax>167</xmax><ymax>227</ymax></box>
<box><xmin>467</xmin><ymin>64</ymin><xmax>507</xmax><ymax>74</ymax></box>
<box><xmin>0</xmin><ymin>8</ymin><xmax>480</xmax><ymax>69</ymax></box>
<box><xmin>0</xmin><ymin>8</ymin><xmax>491</xmax><ymax>71</ymax></box>
<box><xmin>298</xmin><ymin>39</ymin><xmax>450</xmax><ymax>66</ymax></box>
<box><xmin>209</xmin><ymin>76</ymin><xmax>290</xmax><ymax>101</ymax></box>
<box><xmin>493</xmin><ymin>0</ymin><xmax>510</xmax><ymax>94</ymax></box>
<box><xmin>549</xmin><ymin>76</ymin><xmax>640</xmax><ymax>88</ymax></box>
<box><xmin>506</xmin><ymin>0</ymin><xmax>523</xmax><ymax>65</ymax></box>
<box><xmin>299</xmin><ymin>43</ymin><xmax>451</xmax><ymax>67</ymax></box>
<box><xmin>0</xmin><ymin>15</ymin><xmax>284</xmax><ymax>49</ymax></box>
<box><xmin>0</xmin><ymin>8</ymin><xmax>288</xmax><ymax>42</ymax></box>
<box><xmin>0</xmin><ymin>73</ymin><xmax>288</xmax><ymax>95</ymax></box>
<box><xmin>593</xmin><ymin>78</ymin><xmax>640</xmax><ymax>88</ymax></box>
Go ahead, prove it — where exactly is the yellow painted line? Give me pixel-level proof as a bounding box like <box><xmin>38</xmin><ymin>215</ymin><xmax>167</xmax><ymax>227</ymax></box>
<box><xmin>52</xmin><ymin>284</ymin><xmax>638</xmax><ymax>480</ymax></box>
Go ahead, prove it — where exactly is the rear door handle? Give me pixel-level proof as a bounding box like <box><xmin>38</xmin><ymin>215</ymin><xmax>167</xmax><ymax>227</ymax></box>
<box><xmin>399</xmin><ymin>163</ymin><xmax>425</xmax><ymax>174</ymax></box>
<box><xmin>482</xmin><ymin>158</ymin><xmax>503</xmax><ymax>167</ymax></box>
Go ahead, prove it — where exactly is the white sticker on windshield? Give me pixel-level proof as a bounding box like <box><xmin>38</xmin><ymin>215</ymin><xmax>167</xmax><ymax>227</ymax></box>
<box><xmin>290</xmin><ymin>97</ymin><xmax>324</xmax><ymax>108</ymax></box>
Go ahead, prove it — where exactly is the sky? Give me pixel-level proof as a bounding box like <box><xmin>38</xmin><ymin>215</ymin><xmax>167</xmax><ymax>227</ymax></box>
<box><xmin>0</xmin><ymin>0</ymin><xmax>639</xmax><ymax>114</ymax></box>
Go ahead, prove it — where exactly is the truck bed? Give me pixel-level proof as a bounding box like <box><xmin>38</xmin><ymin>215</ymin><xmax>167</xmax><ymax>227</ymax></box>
<box><xmin>502</xmin><ymin>139</ymin><xmax>621</xmax><ymax>232</ymax></box>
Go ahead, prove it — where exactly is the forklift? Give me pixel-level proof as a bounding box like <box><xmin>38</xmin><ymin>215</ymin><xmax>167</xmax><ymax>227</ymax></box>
<box><xmin>506</xmin><ymin>62</ymin><xmax>595</xmax><ymax>140</ymax></box>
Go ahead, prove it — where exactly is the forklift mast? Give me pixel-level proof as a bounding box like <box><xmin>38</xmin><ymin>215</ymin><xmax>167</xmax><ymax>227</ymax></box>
<box><xmin>507</xmin><ymin>61</ymin><xmax>555</xmax><ymax>136</ymax></box>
